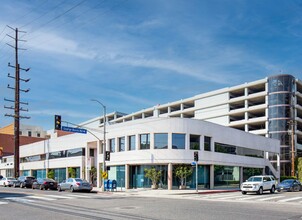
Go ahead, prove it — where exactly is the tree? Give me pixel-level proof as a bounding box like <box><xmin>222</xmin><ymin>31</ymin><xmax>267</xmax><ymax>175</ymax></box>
<box><xmin>47</xmin><ymin>169</ymin><xmax>55</xmax><ymax>179</ymax></box>
<box><xmin>297</xmin><ymin>157</ymin><xmax>302</xmax><ymax>182</ymax></box>
<box><xmin>68</xmin><ymin>167</ymin><xmax>76</xmax><ymax>178</ymax></box>
<box><xmin>174</xmin><ymin>164</ymin><xmax>193</xmax><ymax>189</ymax></box>
<box><xmin>90</xmin><ymin>167</ymin><xmax>97</xmax><ymax>185</ymax></box>
<box><xmin>144</xmin><ymin>167</ymin><xmax>161</xmax><ymax>189</ymax></box>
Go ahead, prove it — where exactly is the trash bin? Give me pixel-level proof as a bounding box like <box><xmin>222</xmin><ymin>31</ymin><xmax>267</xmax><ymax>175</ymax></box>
<box><xmin>112</xmin><ymin>180</ymin><xmax>117</xmax><ymax>191</ymax></box>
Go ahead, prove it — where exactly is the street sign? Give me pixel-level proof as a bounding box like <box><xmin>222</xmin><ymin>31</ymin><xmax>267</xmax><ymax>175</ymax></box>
<box><xmin>191</xmin><ymin>161</ymin><xmax>196</xmax><ymax>166</ymax></box>
<box><xmin>62</xmin><ymin>126</ymin><xmax>87</xmax><ymax>134</ymax></box>
<box><xmin>102</xmin><ymin>171</ymin><xmax>108</xmax><ymax>179</ymax></box>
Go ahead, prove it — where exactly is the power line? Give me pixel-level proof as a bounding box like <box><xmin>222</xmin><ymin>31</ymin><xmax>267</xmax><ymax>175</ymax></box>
<box><xmin>19</xmin><ymin>0</ymin><xmax>68</xmax><ymax>29</ymax></box>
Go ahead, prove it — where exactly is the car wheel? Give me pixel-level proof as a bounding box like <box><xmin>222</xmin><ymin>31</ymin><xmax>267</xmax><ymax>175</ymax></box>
<box><xmin>58</xmin><ymin>186</ymin><xmax>61</xmax><ymax>192</ymax></box>
<box><xmin>257</xmin><ymin>187</ymin><xmax>263</xmax><ymax>195</ymax></box>
<box><xmin>293</xmin><ymin>186</ymin><xmax>299</xmax><ymax>192</ymax></box>
<box><xmin>241</xmin><ymin>191</ymin><xmax>247</xmax><ymax>195</ymax></box>
<box><xmin>70</xmin><ymin>186</ymin><xmax>74</xmax><ymax>192</ymax></box>
<box><xmin>270</xmin><ymin>186</ymin><xmax>275</xmax><ymax>194</ymax></box>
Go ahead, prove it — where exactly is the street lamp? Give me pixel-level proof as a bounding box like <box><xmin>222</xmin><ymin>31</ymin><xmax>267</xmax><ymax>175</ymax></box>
<box><xmin>91</xmin><ymin>99</ymin><xmax>106</xmax><ymax>190</ymax></box>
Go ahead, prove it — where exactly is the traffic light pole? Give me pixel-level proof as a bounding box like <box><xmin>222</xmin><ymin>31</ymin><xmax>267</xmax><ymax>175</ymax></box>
<box><xmin>196</xmin><ymin>162</ymin><xmax>198</xmax><ymax>193</ymax></box>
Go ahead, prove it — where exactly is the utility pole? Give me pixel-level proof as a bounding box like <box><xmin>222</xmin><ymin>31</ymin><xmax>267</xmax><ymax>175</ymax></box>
<box><xmin>4</xmin><ymin>26</ymin><xmax>30</xmax><ymax>179</ymax></box>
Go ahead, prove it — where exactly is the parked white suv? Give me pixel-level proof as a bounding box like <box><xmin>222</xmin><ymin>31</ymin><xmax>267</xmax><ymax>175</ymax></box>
<box><xmin>241</xmin><ymin>175</ymin><xmax>277</xmax><ymax>195</ymax></box>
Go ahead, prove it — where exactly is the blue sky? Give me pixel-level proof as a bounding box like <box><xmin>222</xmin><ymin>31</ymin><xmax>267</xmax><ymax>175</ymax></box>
<box><xmin>0</xmin><ymin>0</ymin><xmax>302</xmax><ymax>130</ymax></box>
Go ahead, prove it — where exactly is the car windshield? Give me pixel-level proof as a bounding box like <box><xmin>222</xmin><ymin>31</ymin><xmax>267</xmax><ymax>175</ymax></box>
<box><xmin>75</xmin><ymin>178</ymin><xmax>83</xmax><ymax>182</ymax></box>
<box><xmin>282</xmin><ymin>179</ymin><xmax>294</xmax><ymax>184</ymax></box>
<box><xmin>247</xmin><ymin>177</ymin><xmax>262</xmax><ymax>182</ymax></box>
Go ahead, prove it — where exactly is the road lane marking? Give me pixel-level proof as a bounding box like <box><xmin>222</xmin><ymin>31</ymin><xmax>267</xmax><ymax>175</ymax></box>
<box><xmin>62</xmin><ymin>194</ymin><xmax>90</xmax><ymax>198</ymax></box>
<box><xmin>44</xmin><ymin>195</ymin><xmax>76</xmax><ymax>199</ymax></box>
<box><xmin>0</xmin><ymin>202</ymin><xmax>8</xmax><ymax>205</ymax></box>
<box><xmin>258</xmin><ymin>195</ymin><xmax>285</xmax><ymax>201</ymax></box>
<box><xmin>27</xmin><ymin>196</ymin><xmax>56</xmax><ymax>201</ymax></box>
<box><xmin>216</xmin><ymin>195</ymin><xmax>245</xmax><ymax>200</ymax></box>
<box><xmin>4</xmin><ymin>197</ymin><xmax>35</xmax><ymax>203</ymax></box>
<box><xmin>277</xmin><ymin>197</ymin><xmax>302</xmax><ymax>202</ymax></box>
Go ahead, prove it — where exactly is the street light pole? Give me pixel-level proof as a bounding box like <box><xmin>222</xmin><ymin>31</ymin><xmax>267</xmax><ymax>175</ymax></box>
<box><xmin>91</xmin><ymin>99</ymin><xmax>106</xmax><ymax>191</ymax></box>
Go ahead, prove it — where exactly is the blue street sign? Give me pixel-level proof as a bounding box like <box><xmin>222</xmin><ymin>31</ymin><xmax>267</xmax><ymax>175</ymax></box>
<box><xmin>191</xmin><ymin>161</ymin><xmax>196</xmax><ymax>166</ymax></box>
<box><xmin>62</xmin><ymin>126</ymin><xmax>87</xmax><ymax>134</ymax></box>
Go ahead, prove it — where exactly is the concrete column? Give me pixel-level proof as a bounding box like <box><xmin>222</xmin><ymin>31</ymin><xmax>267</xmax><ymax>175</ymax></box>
<box><xmin>85</xmin><ymin>145</ymin><xmax>89</xmax><ymax>181</ymax></box>
<box><xmin>66</xmin><ymin>167</ymin><xmax>69</xmax><ymax>179</ymax></box>
<box><xmin>96</xmin><ymin>140</ymin><xmax>100</xmax><ymax>188</ymax></box>
<box><xmin>168</xmin><ymin>163</ymin><xmax>173</xmax><ymax>190</ymax></box>
<box><xmin>125</xmin><ymin>164</ymin><xmax>130</xmax><ymax>189</ymax></box>
<box><xmin>210</xmin><ymin>164</ymin><xmax>214</xmax><ymax>189</ymax></box>
<box><xmin>239</xmin><ymin>167</ymin><xmax>243</xmax><ymax>185</ymax></box>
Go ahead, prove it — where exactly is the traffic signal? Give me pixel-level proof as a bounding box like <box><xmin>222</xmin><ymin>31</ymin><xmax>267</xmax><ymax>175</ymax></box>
<box><xmin>194</xmin><ymin>151</ymin><xmax>199</xmax><ymax>162</ymax></box>
<box><xmin>105</xmin><ymin>151</ymin><xmax>110</xmax><ymax>161</ymax></box>
<box><xmin>55</xmin><ymin>115</ymin><xmax>61</xmax><ymax>130</ymax></box>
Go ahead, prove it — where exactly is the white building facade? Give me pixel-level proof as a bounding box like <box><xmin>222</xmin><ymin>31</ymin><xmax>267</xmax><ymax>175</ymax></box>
<box><xmin>19</xmin><ymin>118</ymin><xmax>280</xmax><ymax>190</ymax></box>
<box><xmin>84</xmin><ymin>74</ymin><xmax>301</xmax><ymax>176</ymax></box>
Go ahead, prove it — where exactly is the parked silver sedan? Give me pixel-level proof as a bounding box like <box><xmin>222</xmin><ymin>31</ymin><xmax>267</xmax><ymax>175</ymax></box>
<box><xmin>58</xmin><ymin>178</ymin><xmax>92</xmax><ymax>192</ymax></box>
<box><xmin>0</xmin><ymin>177</ymin><xmax>20</xmax><ymax>187</ymax></box>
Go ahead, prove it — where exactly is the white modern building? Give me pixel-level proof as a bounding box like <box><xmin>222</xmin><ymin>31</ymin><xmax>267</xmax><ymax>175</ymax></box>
<box><xmin>84</xmin><ymin>74</ymin><xmax>301</xmax><ymax>176</ymax></box>
<box><xmin>19</xmin><ymin>117</ymin><xmax>280</xmax><ymax>190</ymax></box>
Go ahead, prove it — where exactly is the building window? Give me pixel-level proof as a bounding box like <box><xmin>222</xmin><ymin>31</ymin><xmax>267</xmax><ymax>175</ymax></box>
<box><xmin>154</xmin><ymin>133</ymin><xmax>168</xmax><ymax>149</ymax></box>
<box><xmin>37</xmin><ymin>133</ymin><xmax>40</xmax><ymax>137</ymax></box>
<box><xmin>204</xmin><ymin>136</ymin><xmax>211</xmax><ymax>151</ymax></box>
<box><xmin>110</xmin><ymin>138</ymin><xmax>115</xmax><ymax>152</ymax></box>
<box><xmin>89</xmin><ymin>149</ymin><xmax>94</xmax><ymax>157</ymax></box>
<box><xmin>172</xmin><ymin>133</ymin><xmax>185</xmax><ymax>149</ymax></box>
<box><xmin>28</xmin><ymin>131</ymin><xmax>32</xmax><ymax>137</ymax></box>
<box><xmin>118</xmin><ymin>137</ymin><xmax>125</xmax><ymax>152</ymax></box>
<box><xmin>140</xmin><ymin>134</ymin><xmax>150</xmax><ymax>150</ymax></box>
<box><xmin>129</xmin><ymin>135</ymin><xmax>136</xmax><ymax>151</ymax></box>
<box><xmin>19</xmin><ymin>131</ymin><xmax>22</xmax><ymax>135</ymax></box>
<box><xmin>190</xmin><ymin>135</ymin><xmax>200</xmax><ymax>150</ymax></box>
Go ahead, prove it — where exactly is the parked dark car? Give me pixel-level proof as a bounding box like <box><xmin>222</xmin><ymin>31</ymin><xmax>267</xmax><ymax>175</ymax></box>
<box><xmin>277</xmin><ymin>179</ymin><xmax>302</xmax><ymax>192</ymax></box>
<box><xmin>18</xmin><ymin>176</ymin><xmax>36</xmax><ymax>188</ymax></box>
<box><xmin>32</xmin><ymin>178</ymin><xmax>58</xmax><ymax>190</ymax></box>
<box><xmin>58</xmin><ymin>178</ymin><xmax>92</xmax><ymax>192</ymax></box>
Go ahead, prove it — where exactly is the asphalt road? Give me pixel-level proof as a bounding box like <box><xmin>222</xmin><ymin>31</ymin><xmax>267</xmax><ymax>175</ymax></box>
<box><xmin>0</xmin><ymin>187</ymin><xmax>301</xmax><ymax>220</ymax></box>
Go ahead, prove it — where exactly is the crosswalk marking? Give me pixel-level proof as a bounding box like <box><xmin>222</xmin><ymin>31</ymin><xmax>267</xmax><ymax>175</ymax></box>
<box><xmin>277</xmin><ymin>197</ymin><xmax>302</xmax><ymax>202</ymax></box>
<box><xmin>0</xmin><ymin>202</ymin><xmax>8</xmax><ymax>205</ymax></box>
<box><xmin>258</xmin><ymin>195</ymin><xmax>285</xmax><ymax>201</ymax></box>
<box><xmin>216</xmin><ymin>195</ymin><xmax>245</xmax><ymax>200</ymax></box>
<box><xmin>27</xmin><ymin>196</ymin><xmax>57</xmax><ymax>201</ymax></box>
<box><xmin>43</xmin><ymin>195</ymin><xmax>76</xmax><ymax>199</ymax></box>
<box><xmin>238</xmin><ymin>196</ymin><xmax>260</xmax><ymax>201</ymax></box>
<box><xmin>4</xmin><ymin>197</ymin><xmax>35</xmax><ymax>203</ymax></box>
<box><xmin>63</xmin><ymin>194</ymin><xmax>90</xmax><ymax>198</ymax></box>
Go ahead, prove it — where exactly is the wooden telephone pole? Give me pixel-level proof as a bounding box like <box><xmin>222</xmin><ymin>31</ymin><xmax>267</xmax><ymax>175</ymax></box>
<box><xmin>4</xmin><ymin>26</ymin><xmax>30</xmax><ymax>178</ymax></box>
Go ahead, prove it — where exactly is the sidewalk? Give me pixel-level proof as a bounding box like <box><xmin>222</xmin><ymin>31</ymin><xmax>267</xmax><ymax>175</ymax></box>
<box><xmin>92</xmin><ymin>187</ymin><xmax>240</xmax><ymax>199</ymax></box>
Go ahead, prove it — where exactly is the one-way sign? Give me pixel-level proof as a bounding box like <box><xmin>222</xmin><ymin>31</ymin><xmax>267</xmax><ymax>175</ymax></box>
<box><xmin>62</xmin><ymin>126</ymin><xmax>87</xmax><ymax>134</ymax></box>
